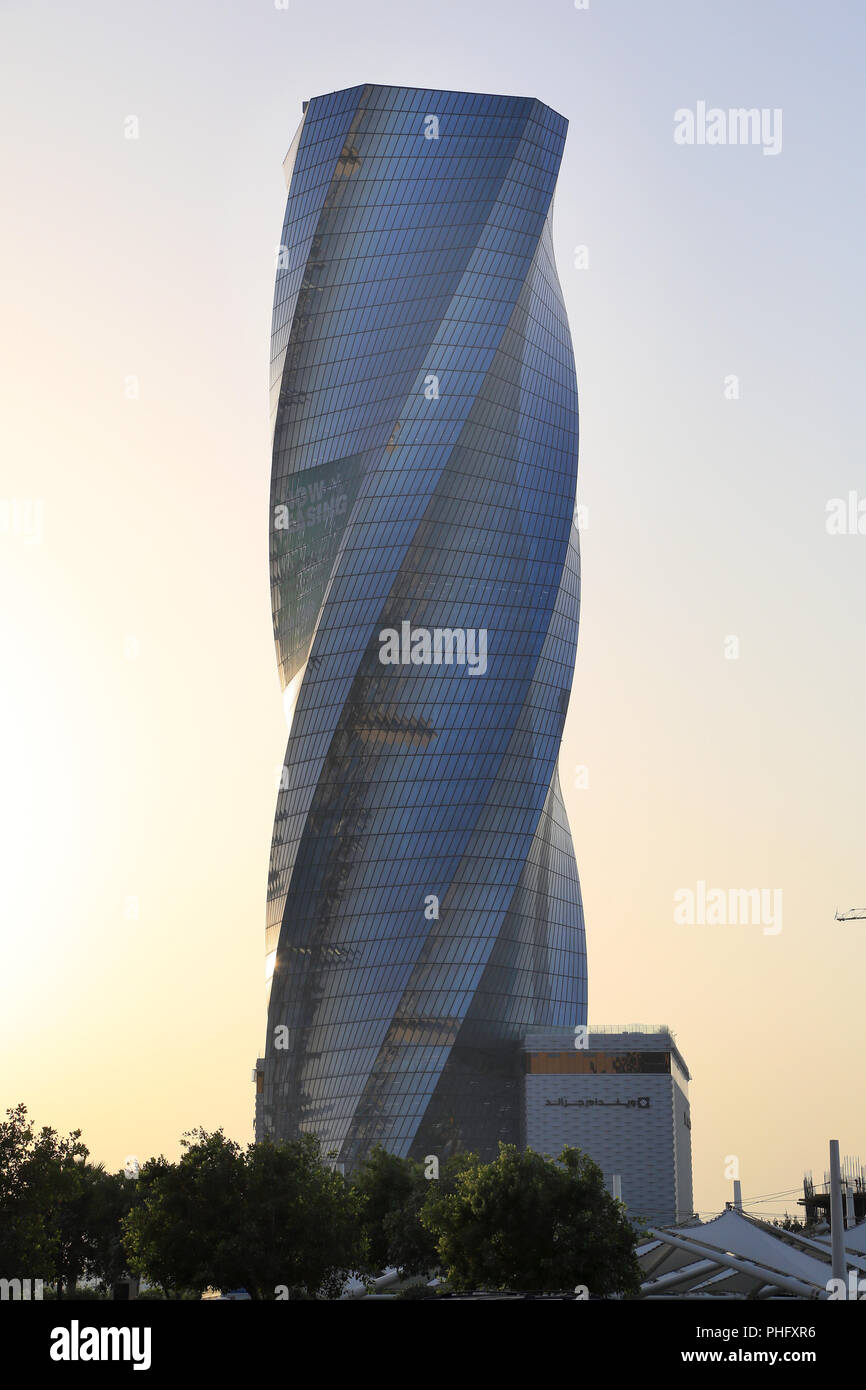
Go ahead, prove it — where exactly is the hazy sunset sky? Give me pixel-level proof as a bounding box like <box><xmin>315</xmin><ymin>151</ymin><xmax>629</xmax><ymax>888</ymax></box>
<box><xmin>1</xmin><ymin>0</ymin><xmax>863</xmax><ymax>1221</ymax></box>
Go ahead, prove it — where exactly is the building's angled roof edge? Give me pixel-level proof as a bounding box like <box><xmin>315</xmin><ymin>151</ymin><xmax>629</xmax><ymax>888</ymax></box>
<box><xmin>301</xmin><ymin>82</ymin><xmax>565</xmax><ymax>124</ymax></box>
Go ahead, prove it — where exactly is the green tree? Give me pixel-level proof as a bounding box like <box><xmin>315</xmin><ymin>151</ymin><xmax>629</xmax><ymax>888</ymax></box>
<box><xmin>0</xmin><ymin>1103</ymin><xmax>89</xmax><ymax>1294</ymax></box>
<box><xmin>421</xmin><ymin>1142</ymin><xmax>642</xmax><ymax>1295</ymax></box>
<box><xmin>53</xmin><ymin>1160</ymin><xmax>102</xmax><ymax>1297</ymax></box>
<box><xmin>382</xmin><ymin>1152</ymin><xmax>477</xmax><ymax>1278</ymax></box>
<box><xmin>352</xmin><ymin>1147</ymin><xmax>478</xmax><ymax>1278</ymax></box>
<box><xmin>122</xmin><ymin>1129</ymin><xmax>365</xmax><ymax>1299</ymax></box>
<box><xmin>352</xmin><ymin>1146</ymin><xmax>425</xmax><ymax>1272</ymax></box>
<box><xmin>242</xmin><ymin>1135</ymin><xmax>365</xmax><ymax>1298</ymax></box>
<box><xmin>121</xmin><ymin>1131</ymin><xmax>244</xmax><ymax>1298</ymax></box>
<box><xmin>80</xmin><ymin>1166</ymin><xmax>140</xmax><ymax>1292</ymax></box>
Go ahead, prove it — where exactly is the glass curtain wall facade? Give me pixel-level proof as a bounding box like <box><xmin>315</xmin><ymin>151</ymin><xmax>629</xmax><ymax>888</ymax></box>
<box><xmin>260</xmin><ymin>84</ymin><xmax>586</xmax><ymax>1168</ymax></box>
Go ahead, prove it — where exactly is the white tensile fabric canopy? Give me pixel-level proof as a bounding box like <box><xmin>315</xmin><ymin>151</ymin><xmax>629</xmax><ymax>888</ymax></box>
<box><xmin>639</xmin><ymin>1209</ymin><xmax>866</xmax><ymax>1298</ymax></box>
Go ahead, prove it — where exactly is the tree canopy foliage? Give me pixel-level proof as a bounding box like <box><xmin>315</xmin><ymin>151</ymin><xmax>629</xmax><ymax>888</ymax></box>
<box><xmin>122</xmin><ymin>1130</ymin><xmax>365</xmax><ymax>1299</ymax></box>
<box><xmin>0</xmin><ymin>1104</ymin><xmax>135</xmax><ymax>1296</ymax></box>
<box><xmin>2</xmin><ymin>1105</ymin><xmax>642</xmax><ymax>1298</ymax></box>
<box><xmin>421</xmin><ymin>1142</ymin><xmax>642</xmax><ymax>1294</ymax></box>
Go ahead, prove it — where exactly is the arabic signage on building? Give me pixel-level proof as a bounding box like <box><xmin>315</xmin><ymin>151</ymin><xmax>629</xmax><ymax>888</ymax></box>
<box><xmin>543</xmin><ymin>1096</ymin><xmax>652</xmax><ymax>1109</ymax></box>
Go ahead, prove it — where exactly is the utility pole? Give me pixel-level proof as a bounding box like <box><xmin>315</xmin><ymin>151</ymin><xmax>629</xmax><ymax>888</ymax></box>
<box><xmin>829</xmin><ymin>1140</ymin><xmax>847</xmax><ymax>1294</ymax></box>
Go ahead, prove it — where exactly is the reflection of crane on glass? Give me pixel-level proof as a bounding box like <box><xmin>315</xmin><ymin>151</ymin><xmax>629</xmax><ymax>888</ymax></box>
<box><xmin>835</xmin><ymin>908</ymin><xmax>866</xmax><ymax>921</ymax></box>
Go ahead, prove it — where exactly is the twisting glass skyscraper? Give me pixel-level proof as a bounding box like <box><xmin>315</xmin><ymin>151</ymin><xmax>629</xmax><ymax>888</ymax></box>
<box><xmin>258</xmin><ymin>84</ymin><xmax>586</xmax><ymax>1168</ymax></box>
